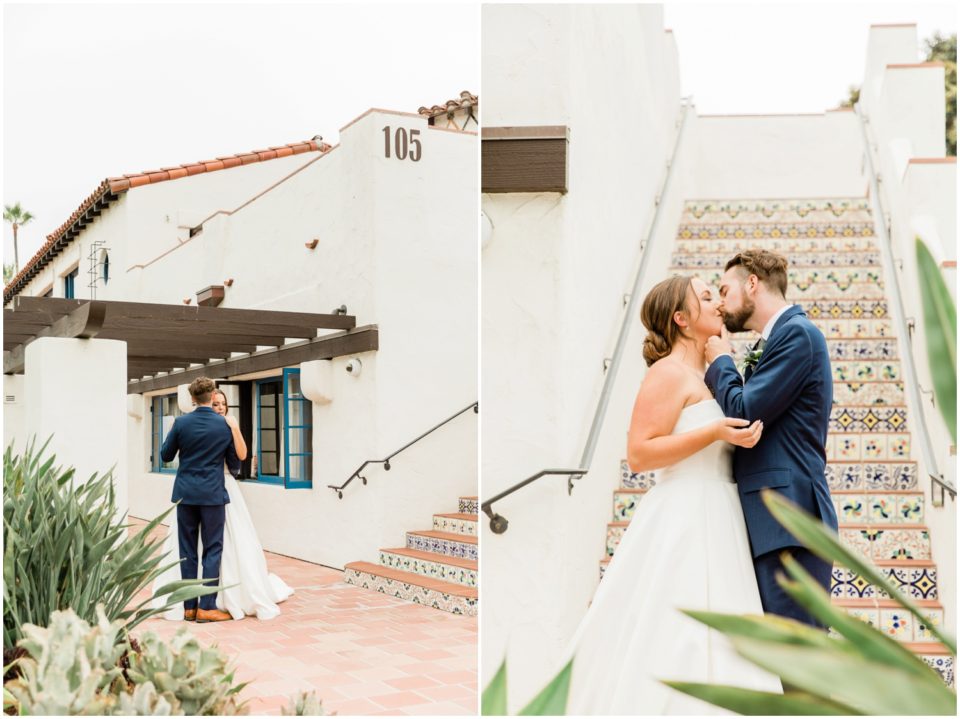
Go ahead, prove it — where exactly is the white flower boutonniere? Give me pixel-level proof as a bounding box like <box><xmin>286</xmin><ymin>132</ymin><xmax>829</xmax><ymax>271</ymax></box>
<box><xmin>740</xmin><ymin>347</ymin><xmax>764</xmax><ymax>373</ymax></box>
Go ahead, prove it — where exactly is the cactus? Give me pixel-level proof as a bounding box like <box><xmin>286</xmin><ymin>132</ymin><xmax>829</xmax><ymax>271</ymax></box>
<box><xmin>4</xmin><ymin>607</ymin><xmax>126</xmax><ymax>715</ymax></box>
<box><xmin>281</xmin><ymin>690</ymin><xmax>329</xmax><ymax>716</ymax></box>
<box><xmin>5</xmin><ymin>607</ymin><xmax>250</xmax><ymax>715</ymax></box>
<box><xmin>127</xmin><ymin>631</ymin><xmax>248</xmax><ymax>715</ymax></box>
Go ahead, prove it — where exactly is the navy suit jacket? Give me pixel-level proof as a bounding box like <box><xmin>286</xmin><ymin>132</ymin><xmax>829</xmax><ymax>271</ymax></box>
<box><xmin>705</xmin><ymin>305</ymin><xmax>839</xmax><ymax>557</ymax></box>
<box><xmin>160</xmin><ymin>406</ymin><xmax>240</xmax><ymax>506</ymax></box>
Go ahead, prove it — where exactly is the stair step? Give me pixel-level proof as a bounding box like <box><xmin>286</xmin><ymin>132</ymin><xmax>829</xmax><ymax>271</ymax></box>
<box><xmin>379</xmin><ymin>547</ymin><xmax>477</xmax><ymax>587</ymax></box>
<box><xmin>827</xmin><ymin>434</ymin><xmax>911</xmax><ymax>462</ymax></box>
<box><xmin>674</xmin><ymin>236</ymin><xmax>878</xmax><ymax>254</ymax></box>
<box><xmin>831</xmin><ymin>491</ymin><xmax>924</xmax><ymax>524</ymax></box>
<box><xmin>826</xmin><ymin>462</ymin><xmax>918</xmax><ymax>490</ymax></box>
<box><xmin>406</xmin><ymin>530</ymin><xmax>477</xmax><ymax>561</ymax></box>
<box><xmin>433</xmin><ymin>512</ymin><xmax>478</xmax><ymax>536</ymax></box>
<box><xmin>833</xmin><ymin>598</ymin><xmax>944</xmax><ymax>643</ymax></box>
<box><xmin>619</xmin><ymin>461</ymin><xmax>658</xmax><ymax>490</ymax></box>
<box><xmin>671</xmin><ymin>250</ymin><xmax>881</xmax><ymax>269</ymax></box>
<box><xmin>343</xmin><ymin>561</ymin><xmax>477</xmax><ymax>616</ymax></box>
<box><xmin>839</xmin><ymin>524</ymin><xmax>931</xmax><ymax>561</ymax></box>
<box><xmin>458</xmin><ymin>496</ymin><xmax>478</xmax><ymax>514</ymax></box>
<box><xmin>613</xmin><ymin>489</ymin><xmax>649</xmax><ymax>521</ymax></box>
<box><xmin>829</xmin><ymin>406</ymin><xmax>908</xmax><ymax>433</ymax></box>
<box><xmin>681</xmin><ymin>200</ymin><xmax>872</xmax><ymax>223</ymax></box>
<box><xmin>832</xmin><ymin>559</ymin><xmax>938</xmax><ymax>600</ymax></box>
<box><xmin>831</xmin><ymin>381</ymin><xmax>904</xmax><ymax>405</ymax></box>
<box><xmin>606</xmin><ymin>522</ymin><xmax>628</xmax><ymax>556</ymax></box>
<box><xmin>830</xmin><ymin>360</ymin><xmax>901</xmax><ymax>382</ymax></box>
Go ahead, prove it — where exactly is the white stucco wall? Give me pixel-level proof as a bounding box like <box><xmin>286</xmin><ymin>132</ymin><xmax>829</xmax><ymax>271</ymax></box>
<box><xmin>116</xmin><ymin>110</ymin><xmax>478</xmax><ymax>569</ymax></box>
<box><xmin>481</xmin><ymin>4</ymin><xmax>684</xmax><ymax>706</ymax></box>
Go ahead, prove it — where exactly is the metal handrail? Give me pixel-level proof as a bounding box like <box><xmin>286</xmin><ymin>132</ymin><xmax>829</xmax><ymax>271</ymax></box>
<box><xmin>854</xmin><ymin>102</ymin><xmax>956</xmax><ymax>507</ymax></box>
<box><xmin>481</xmin><ymin>98</ymin><xmax>693</xmax><ymax>533</ymax></box>
<box><xmin>329</xmin><ymin>401</ymin><xmax>478</xmax><ymax>498</ymax></box>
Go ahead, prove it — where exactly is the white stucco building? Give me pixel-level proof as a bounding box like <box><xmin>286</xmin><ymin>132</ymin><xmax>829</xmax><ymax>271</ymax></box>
<box><xmin>481</xmin><ymin>4</ymin><xmax>955</xmax><ymax>706</ymax></box>
<box><xmin>4</xmin><ymin>93</ymin><xmax>480</xmax><ymax>615</ymax></box>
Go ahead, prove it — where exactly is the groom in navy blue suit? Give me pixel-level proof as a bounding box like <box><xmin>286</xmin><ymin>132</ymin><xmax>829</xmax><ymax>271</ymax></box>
<box><xmin>704</xmin><ymin>250</ymin><xmax>839</xmax><ymax>629</ymax></box>
<box><xmin>160</xmin><ymin>377</ymin><xmax>240</xmax><ymax>623</ymax></box>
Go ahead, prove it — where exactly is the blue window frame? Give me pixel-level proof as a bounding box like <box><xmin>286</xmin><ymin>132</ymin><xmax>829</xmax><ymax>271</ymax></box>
<box><xmin>151</xmin><ymin>393</ymin><xmax>181</xmax><ymax>473</ymax></box>
<box><xmin>101</xmin><ymin>252</ymin><xmax>110</xmax><ymax>285</ymax></box>
<box><xmin>254</xmin><ymin>369</ymin><xmax>312</xmax><ymax>488</ymax></box>
<box><xmin>64</xmin><ymin>267</ymin><xmax>79</xmax><ymax>299</ymax></box>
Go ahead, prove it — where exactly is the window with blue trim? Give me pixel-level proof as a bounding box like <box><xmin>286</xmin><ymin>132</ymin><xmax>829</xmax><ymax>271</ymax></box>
<box><xmin>63</xmin><ymin>267</ymin><xmax>79</xmax><ymax>299</ymax></box>
<box><xmin>151</xmin><ymin>393</ymin><xmax>182</xmax><ymax>473</ymax></box>
<box><xmin>254</xmin><ymin>368</ymin><xmax>312</xmax><ymax>488</ymax></box>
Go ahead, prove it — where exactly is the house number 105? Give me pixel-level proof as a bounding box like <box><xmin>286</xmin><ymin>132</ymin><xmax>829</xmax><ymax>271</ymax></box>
<box><xmin>382</xmin><ymin>126</ymin><xmax>422</xmax><ymax>162</ymax></box>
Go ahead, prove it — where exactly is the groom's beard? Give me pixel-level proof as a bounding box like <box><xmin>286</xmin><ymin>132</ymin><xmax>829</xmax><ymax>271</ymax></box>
<box><xmin>722</xmin><ymin>298</ymin><xmax>755</xmax><ymax>333</ymax></box>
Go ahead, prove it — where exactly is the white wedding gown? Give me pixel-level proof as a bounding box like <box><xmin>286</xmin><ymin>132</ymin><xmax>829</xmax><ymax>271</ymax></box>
<box><xmin>151</xmin><ymin>469</ymin><xmax>294</xmax><ymax>621</ymax></box>
<box><xmin>563</xmin><ymin>399</ymin><xmax>782</xmax><ymax>715</ymax></box>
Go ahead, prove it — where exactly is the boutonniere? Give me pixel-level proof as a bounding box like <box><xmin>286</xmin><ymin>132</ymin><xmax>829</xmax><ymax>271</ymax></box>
<box><xmin>740</xmin><ymin>347</ymin><xmax>764</xmax><ymax>373</ymax></box>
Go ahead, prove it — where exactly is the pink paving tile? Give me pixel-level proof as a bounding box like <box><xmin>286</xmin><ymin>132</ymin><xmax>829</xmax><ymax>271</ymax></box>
<box><xmin>369</xmin><ymin>690</ymin><xmax>434</xmax><ymax>709</ymax></box>
<box><xmin>127</xmin><ymin>518</ymin><xmax>476</xmax><ymax>715</ymax></box>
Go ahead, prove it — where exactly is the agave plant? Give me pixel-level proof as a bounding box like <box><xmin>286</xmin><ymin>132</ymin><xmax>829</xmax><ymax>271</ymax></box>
<box><xmin>915</xmin><ymin>238</ymin><xmax>956</xmax><ymax>442</ymax></box>
<box><xmin>482</xmin><ymin>658</ymin><xmax>573</xmax><ymax>715</ymax></box>
<box><xmin>3</xmin><ymin>438</ymin><xmax>220</xmax><ymax>651</ymax></box>
<box><xmin>663</xmin><ymin>491</ymin><xmax>956</xmax><ymax>715</ymax></box>
<box><xmin>281</xmin><ymin>690</ymin><xmax>329</xmax><ymax>716</ymax></box>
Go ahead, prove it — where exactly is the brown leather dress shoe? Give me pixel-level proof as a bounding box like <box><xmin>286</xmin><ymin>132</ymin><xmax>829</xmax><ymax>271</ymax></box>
<box><xmin>196</xmin><ymin>608</ymin><xmax>232</xmax><ymax>623</ymax></box>
<box><xmin>184</xmin><ymin>609</ymin><xmax>197</xmax><ymax>622</ymax></box>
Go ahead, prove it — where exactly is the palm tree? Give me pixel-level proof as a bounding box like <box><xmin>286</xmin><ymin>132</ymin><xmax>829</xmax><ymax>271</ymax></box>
<box><xmin>3</xmin><ymin>202</ymin><xmax>34</xmax><ymax>275</ymax></box>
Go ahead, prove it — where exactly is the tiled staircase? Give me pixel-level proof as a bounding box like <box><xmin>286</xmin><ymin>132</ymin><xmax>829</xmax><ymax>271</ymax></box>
<box><xmin>344</xmin><ymin>496</ymin><xmax>478</xmax><ymax>616</ymax></box>
<box><xmin>600</xmin><ymin>199</ymin><xmax>954</xmax><ymax>685</ymax></box>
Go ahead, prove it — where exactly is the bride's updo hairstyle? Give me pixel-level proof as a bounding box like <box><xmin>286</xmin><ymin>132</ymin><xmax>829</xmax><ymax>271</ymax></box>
<box><xmin>641</xmin><ymin>275</ymin><xmax>698</xmax><ymax>367</ymax></box>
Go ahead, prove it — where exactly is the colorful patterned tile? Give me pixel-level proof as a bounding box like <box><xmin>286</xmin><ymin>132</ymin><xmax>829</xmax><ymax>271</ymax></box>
<box><xmin>921</xmin><ymin>655</ymin><xmax>954</xmax><ymax>686</ymax></box>
<box><xmin>343</xmin><ymin>569</ymin><xmax>477</xmax><ymax>617</ymax></box>
<box><xmin>613</xmin><ymin>490</ymin><xmax>647</xmax><ymax>522</ymax></box>
<box><xmin>869</xmin><ymin>527</ymin><xmax>931</xmax><ymax>561</ymax></box>
<box><xmin>842</xmin><ymin>606</ymin><xmax>879</xmax><ymax>629</ymax></box>
<box><xmin>432</xmin><ymin>515</ymin><xmax>477</xmax><ymax>537</ymax></box>
<box><xmin>896</xmin><ymin>494</ymin><xmax>924</xmax><ymax>523</ymax></box>
<box><xmin>828</xmin><ymin>340</ymin><xmax>899</xmax><ymax>362</ymax></box>
<box><xmin>839</xmin><ymin>528</ymin><xmax>874</xmax><ymax>557</ymax></box>
<box><xmin>804</xmin><ymin>300</ymin><xmax>888</xmax><ymax>320</ymax></box>
<box><xmin>671</xmin><ymin>251</ymin><xmax>881</xmax><ymax>269</ymax></box>
<box><xmin>406</xmin><ymin>533</ymin><xmax>477</xmax><ymax>561</ymax></box>
<box><xmin>606</xmin><ymin>524</ymin><xmax>626</xmax><ymax>556</ymax></box>
<box><xmin>825</xmin><ymin>463</ymin><xmax>918</xmax><ymax>491</ymax></box>
<box><xmin>378</xmin><ymin>551</ymin><xmax>477</xmax><ymax>588</ymax></box>
<box><xmin>915</xmin><ymin>609</ymin><xmax>945</xmax><ymax>643</ymax></box>
<box><xmin>832</xmin><ymin>361</ymin><xmax>901</xmax><ymax>382</ymax></box>
<box><xmin>836</xmin><ymin>494</ymin><xmax>869</xmax><ymax>523</ymax></box>
<box><xmin>888</xmin><ymin>566</ymin><xmax>939</xmax><ymax>600</ymax></box>
<box><xmin>879</xmin><ymin>607</ymin><xmax>914</xmax><ymax>640</ymax></box>
<box><xmin>830</xmin><ymin>566</ymin><xmax>850</xmax><ymax>598</ymax></box>
<box><xmin>789</xmin><ymin>281</ymin><xmax>886</xmax><ymax>300</ymax></box>
<box><xmin>830</xmin><ymin>407</ymin><xmax>908</xmax><ymax>433</ymax></box>
<box><xmin>681</xmin><ymin>199</ymin><xmax>872</xmax><ymax>224</ymax></box>
<box><xmin>458</xmin><ymin>497</ymin><xmax>478</xmax><ymax>514</ymax></box>
<box><xmin>831</xmin><ymin>381</ymin><xmax>905</xmax><ymax>405</ymax></box>
<box><xmin>620</xmin><ymin>461</ymin><xmax>657</xmax><ymax>490</ymax></box>
<box><xmin>868</xmin><ymin>494</ymin><xmax>899</xmax><ymax>523</ymax></box>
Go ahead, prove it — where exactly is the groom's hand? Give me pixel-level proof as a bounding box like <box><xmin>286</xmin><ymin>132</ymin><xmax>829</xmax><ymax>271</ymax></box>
<box><xmin>706</xmin><ymin>326</ymin><xmax>733</xmax><ymax>365</ymax></box>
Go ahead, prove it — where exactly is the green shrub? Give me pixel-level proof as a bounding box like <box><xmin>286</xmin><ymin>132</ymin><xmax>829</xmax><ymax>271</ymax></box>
<box><xmin>3</xmin><ymin>439</ymin><xmax>218</xmax><ymax>651</ymax></box>
<box><xmin>4</xmin><ymin>607</ymin><xmax>249</xmax><ymax>715</ymax></box>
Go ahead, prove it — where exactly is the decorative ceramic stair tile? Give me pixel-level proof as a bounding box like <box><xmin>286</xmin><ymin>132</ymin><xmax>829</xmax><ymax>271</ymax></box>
<box><xmin>433</xmin><ymin>512</ymin><xmax>478</xmax><ymax>536</ymax></box>
<box><xmin>342</xmin><ymin>498</ymin><xmax>478</xmax><ymax>615</ymax></box>
<box><xmin>833</xmin><ymin>598</ymin><xmax>944</xmax><ymax>643</ymax></box>
<box><xmin>838</xmin><ymin>524</ymin><xmax>931</xmax><ymax>561</ymax></box>
<box><xmin>379</xmin><ymin>547</ymin><xmax>477</xmax><ymax>587</ymax></box>
<box><xmin>459</xmin><ymin>496</ymin><xmax>478</xmax><ymax>514</ymax></box>
<box><xmin>599</xmin><ymin>197</ymin><xmax>953</xmax><ymax>682</ymax></box>
<box><xmin>832</xmin><ymin>560</ymin><xmax>938</xmax><ymax>600</ymax></box>
<box><xmin>831</xmin><ymin>490</ymin><xmax>924</xmax><ymax>524</ymax></box>
<box><xmin>343</xmin><ymin>561</ymin><xmax>477</xmax><ymax>616</ymax></box>
<box><xmin>407</xmin><ymin>529</ymin><xmax>478</xmax><ymax>561</ymax></box>
<box><xmin>613</xmin><ymin>489</ymin><xmax>648</xmax><ymax>522</ymax></box>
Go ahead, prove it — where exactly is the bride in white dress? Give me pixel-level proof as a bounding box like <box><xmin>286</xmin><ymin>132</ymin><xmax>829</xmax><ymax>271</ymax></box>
<box><xmin>563</xmin><ymin>275</ymin><xmax>782</xmax><ymax>714</ymax></box>
<box><xmin>152</xmin><ymin>389</ymin><xmax>294</xmax><ymax>621</ymax></box>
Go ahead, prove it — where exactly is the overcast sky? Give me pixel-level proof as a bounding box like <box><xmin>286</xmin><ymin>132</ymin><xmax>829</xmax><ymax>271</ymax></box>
<box><xmin>664</xmin><ymin>2</ymin><xmax>957</xmax><ymax>114</ymax></box>
<box><xmin>2</xmin><ymin>2</ymin><xmax>479</xmax><ymax>264</ymax></box>
<box><xmin>3</xmin><ymin>2</ymin><xmax>957</xmax><ymax>267</ymax></box>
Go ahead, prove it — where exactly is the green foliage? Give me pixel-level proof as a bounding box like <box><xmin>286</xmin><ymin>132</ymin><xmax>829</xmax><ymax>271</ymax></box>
<box><xmin>127</xmin><ymin>630</ymin><xmax>248</xmax><ymax>715</ymax></box>
<box><xmin>915</xmin><ymin>238</ymin><xmax>957</xmax><ymax>442</ymax></box>
<box><xmin>2</xmin><ymin>202</ymin><xmax>33</xmax><ymax>274</ymax></box>
<box><xmin>664</xmin><ymin>491</ymin><xmax>956</xmax><ymax>715</ymax></box>
<box><xmin>3</xmin><ymin>438</ymin><xmax>219</xmax><ymax>651</ymax></box>
<box><xmin>2</xmin><ymin>264</ymin><xmax>13</xmax><ymax>285</ymax></box>
<box><xmin>281</xmin><ymin>690</ymin><xmax>328</xmax><ymax>716</ymax></box>
<box><xmin>925</xmin><ymin>32</ymin><xmax>957</xmax><ymax>156</ymax></box>
<box><xmin>482</xmin><ymin>658</ymin><xmax>573</xmax><ymax>715</ymax></box>
<box><xmin>4</xmin><ymin>607</ymin><xmax>249</xmax><ymax>715</ymax></box>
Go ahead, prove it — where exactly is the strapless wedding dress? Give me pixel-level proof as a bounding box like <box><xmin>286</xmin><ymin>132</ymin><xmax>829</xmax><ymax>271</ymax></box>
<box><xmin>151</xmin><ymin>470</ymin><xmax>294</xmax><ymax>620</ymax></box>
<box><xmin>563</xmin><ymin>399</ymin><xmax>782</xmax><ymax>714</ymax></box>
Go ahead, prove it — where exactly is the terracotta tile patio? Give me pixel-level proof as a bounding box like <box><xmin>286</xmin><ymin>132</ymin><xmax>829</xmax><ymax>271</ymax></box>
<box><xmin>130</xmin><ymin>519</ymin><xmax>477</xmax><ymax>716</ymax></box>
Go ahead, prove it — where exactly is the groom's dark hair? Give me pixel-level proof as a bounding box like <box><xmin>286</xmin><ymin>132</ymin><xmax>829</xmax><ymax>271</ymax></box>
<box><xmin>188</xmin><ymin>377</ymin><xmax>216</xmax><ymax>404</ymax></box>
<box><xmin>726</xmin><ymin>250</ymin><xmax>788</xmax><ymax>298</ymax></box>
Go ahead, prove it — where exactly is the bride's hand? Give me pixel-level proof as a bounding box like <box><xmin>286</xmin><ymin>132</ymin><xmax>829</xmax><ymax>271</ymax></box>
<box><xmin>713</xmin><ymin>417</ymin><xmax>763</xmax><ymax>448</ymax></box>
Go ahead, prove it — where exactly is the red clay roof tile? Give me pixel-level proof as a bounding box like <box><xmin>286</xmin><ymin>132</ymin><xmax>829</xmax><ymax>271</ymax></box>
<box><xmin>418</xmin><ymin>90</ymin><xmax>478</xmax><ymax>119</ymax></box>
<box><xmin>4</xmin><ymin>139</ymin><xmax>331</xmax><ymax>303</ymax></box>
